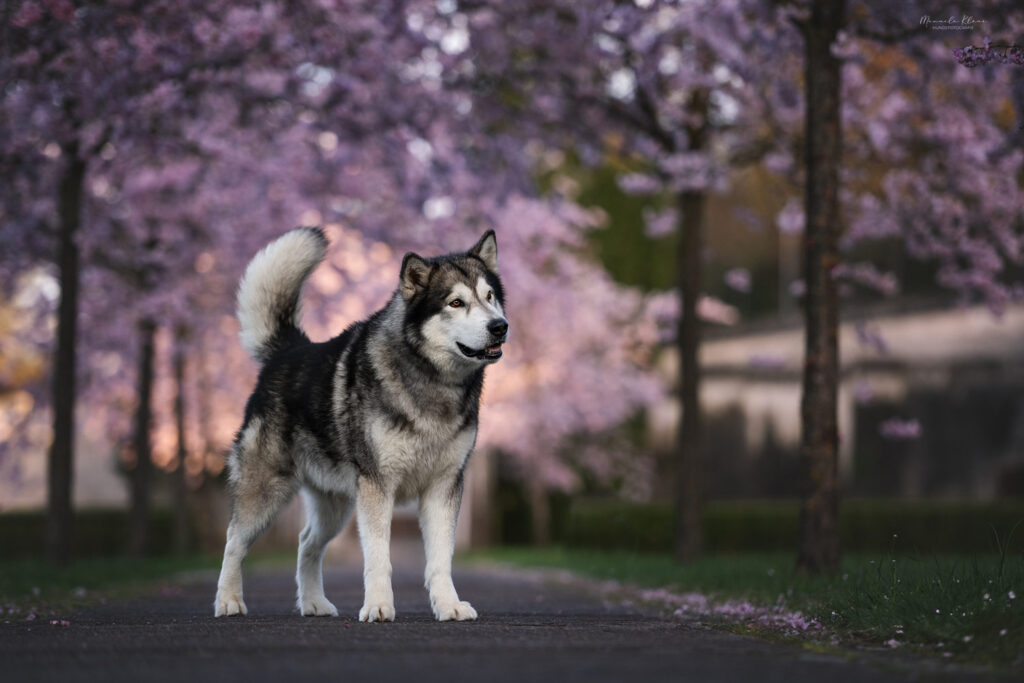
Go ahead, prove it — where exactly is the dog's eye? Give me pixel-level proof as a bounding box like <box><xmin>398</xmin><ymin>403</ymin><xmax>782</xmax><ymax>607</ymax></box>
<box><xmin>486</xmin><ymin>290</ymin><xmax>493</xmax><ymax>302</ymax></box>
<box><xmin>448</xmin><ymin>299</ymin><xmax>463</xmax><ymax>308</ymax></box>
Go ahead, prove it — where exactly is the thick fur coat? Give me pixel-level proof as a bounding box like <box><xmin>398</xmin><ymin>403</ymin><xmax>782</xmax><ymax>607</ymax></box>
<box><xmin>214</xmin><ymin>228</ymin><xmax>507</xmax><ymax>622</ymax></box>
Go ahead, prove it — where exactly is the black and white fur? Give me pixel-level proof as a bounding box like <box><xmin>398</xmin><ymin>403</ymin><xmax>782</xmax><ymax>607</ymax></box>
<box><xmin>214</xmin><ymin>228</ymin><xmax>508</xmax><ymax>622</ymax></box>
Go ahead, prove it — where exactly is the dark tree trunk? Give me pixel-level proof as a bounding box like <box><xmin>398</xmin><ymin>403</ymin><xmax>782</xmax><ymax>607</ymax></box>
<box><xmin>46</xmin><ymin>142</ymin><xmax>86</xmax><ymax>566</ymax></box>
<box><xmin>674</xmin><ymin>189</ymin><xmax>706</xmax><ymax>562</ymax></box>
<box><xmin>673</xmin><ymin>87</ymin><xmax>710</xmax><ymax>563</ymax></box>
<box><xmin>796</xmin><ymin>0</ymin><xmax>845</xmax><ymax>575</ymax></box>
<box><xmin>129</xmin><ymin>319</ymin><xmax>157</xmax><ymax>557</ymax></box>
<box><xmin>172</xmin><ymin>329</ymin><xmax>190</xmax><ymax>554</ymax></box>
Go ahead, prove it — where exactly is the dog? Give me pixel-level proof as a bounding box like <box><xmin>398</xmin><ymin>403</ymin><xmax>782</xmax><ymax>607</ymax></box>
<box><xmin>213</xmin><ymin>227</ymin><xmax>507</xmax><ymax>621</ymax></box>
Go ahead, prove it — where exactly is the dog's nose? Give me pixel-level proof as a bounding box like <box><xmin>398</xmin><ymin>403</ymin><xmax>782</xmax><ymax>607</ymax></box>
<box><xmin>488</xmin><ymin>319</ymin><xmax>508</xmax><ymax>338</ymax></box>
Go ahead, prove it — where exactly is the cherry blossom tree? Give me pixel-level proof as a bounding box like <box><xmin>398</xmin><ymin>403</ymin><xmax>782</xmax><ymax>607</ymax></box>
<box><xmin>442</xmin><ymin>0</ymin><xmax>799</xmax><ymax>557</ymax></box>
<box><xmin>8</xmin><ymin>0</ymin><xmax>1017</xmax><ymax>567</ymax></box>
<box><xmin>0</xmin><ymin>0</ymin><xmax>426</xmax><ymax>561</ymax></box>
<box><xmin>2</xmin><ymin>0</ymin><xmax>668</xmax><ymax>557</ymax></box>
<box><xmin>1</xmin><ymin>0</ymin><xmax>206</xmax><ymax>563</ymax></box>
<box><xmin>443</xmin><ymin>0</ymin><xmax>1023</xmax><ymax>564</ymax></box>
<box><xmin>791</xmin><ymin>0</ymin><xmax>846</xmax><ymax>575</ymax></box>
<box><xmin>776</xmin><ymin>0</ymin><xmax>1024</xmax><ymax>573</ymax></box>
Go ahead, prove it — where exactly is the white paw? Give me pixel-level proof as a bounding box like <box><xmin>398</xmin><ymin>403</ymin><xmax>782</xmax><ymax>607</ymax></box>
<box><xmin>358</xmin><ymin>602</ymin><xmax>396</xmax><ymax>622</ymax></box>
<box><xmin>432</xmin><ymin>600</ymin><xmax>477</xmax><ymax>622</ymax></box>
<box><xmin>298</xmin><ymin>594</ymin><xmax>339</xmax><ymax>617</ymax></box>
<box><xmin>214</xmin><ymin>591</ymin><xmax>248</xmax><ymax>617</ymax></box>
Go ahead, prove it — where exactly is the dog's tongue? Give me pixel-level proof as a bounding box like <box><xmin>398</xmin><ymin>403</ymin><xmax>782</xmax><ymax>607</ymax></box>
<box><xmin>486</xmin><ymin>344</ymin><xmax>501</xmax><ymax>353</ymax></box>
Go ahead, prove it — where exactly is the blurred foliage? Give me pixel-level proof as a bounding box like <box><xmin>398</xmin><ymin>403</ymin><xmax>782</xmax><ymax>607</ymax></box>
<box><xmin>0</xmin><ymin>508</ymin><xmax>199</xmax><ymax>560</ymax></box>
<box><xmin>495</xmin><ymin>476</ymin><xmax>533</xmax><ymax>545</ymax></box>
<box><xmin>574</xmin><ymin>163</ymin><xmax>679</xmax><ymax>292</ymax></box>
<box><xmin>560</xmin><ymin>498</ymin><xmax>1024</xmax><ymax>555</ymax></box>
<box><xmin>495</xmin><ymin>474</ymin><xmax>572</xmax><ymax>546</ymax></box>
<box><xmin>542</xmin><ymin>155</ymin><xmax>795</xmax><ymax>320</ymax></box>
<box><xmin>563</xmin><ymin>156</ymin><xmax>966</xmax><ymax>321</ymax></box>
<box><xmin>0</xmin><ymin>299</ymin><xmax>47</xmax><ymax>391</ymax></box>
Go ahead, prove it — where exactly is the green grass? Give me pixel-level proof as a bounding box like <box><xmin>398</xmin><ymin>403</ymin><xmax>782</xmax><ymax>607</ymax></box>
<box><xmin>0</xmin><ymin>550</ymin><xmax>307</xmax><ymax>621</ymax></box>
<box><xmin>467</xmin><ymin>547</ymin><xmax>1024</xmax><ymax>667</ymax></box>
<box><xmin>0</xmin><ymin>550</ymin><xmax>307</xmax><ymax>622</ymax></box>
<box><xmin>0</xmin><ymin>554</ymin><xmax>223</xmax><ymax>619</ymax></box>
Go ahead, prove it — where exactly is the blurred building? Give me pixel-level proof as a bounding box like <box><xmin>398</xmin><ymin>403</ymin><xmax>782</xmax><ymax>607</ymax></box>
<box><xmin>648</xmin><ymin>303</ymin><xmax>1024</xmax><ymax>500</ymax></box>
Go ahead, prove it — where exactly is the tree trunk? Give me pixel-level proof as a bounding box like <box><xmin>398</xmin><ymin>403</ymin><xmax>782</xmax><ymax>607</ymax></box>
<box><xmin>673</xmin><ymin>86</ymin><xmax>710</xmax><ymax>563</ymax></box>
<box><xmin>46</xmin><ymin>142</ymin><xmax>86</xmax><ymax>566</ymax></box>
<box><xmin>129</xmin><ymin>319</ymin><xmax>157</xmax><ymax>557</ymax></box>
<box><xmin>674</xmin><ymin>189</ymin><xmax>706</xmax><ymax>562</ymax></box>
<box><xmin>796</xmin><ymin>0</ymin><xmax>845</xmax><ymax>575</ymax></box>
<box><xmin>172</xmin><ymin>328</ymin><xmax>190</xmax><ymax>554</ymax></box>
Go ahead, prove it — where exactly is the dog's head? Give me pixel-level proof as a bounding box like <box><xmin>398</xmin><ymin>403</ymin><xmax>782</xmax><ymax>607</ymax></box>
<box><xmin>400</xmin><ymin>231</ymin><xmax>508</xmax><ymax>371</ymax></box>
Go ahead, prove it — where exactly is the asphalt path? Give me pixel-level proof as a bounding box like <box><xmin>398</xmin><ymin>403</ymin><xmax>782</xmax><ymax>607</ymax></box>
<box><xmin>1</xmin><ymin>560</ymin><xmax>1007</xmax><ymax>683</ymax></box>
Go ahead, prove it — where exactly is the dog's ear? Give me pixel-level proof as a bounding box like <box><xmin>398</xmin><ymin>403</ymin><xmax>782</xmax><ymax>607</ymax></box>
<box><xmin>400</xmin><ymin>252</ymin><xmax>432</xmax><ymax>299</ymax></box>
<box><xmin>469</xmin><ymin>230</ymin><xmax>498</xmax><ymax>273</ymax></box>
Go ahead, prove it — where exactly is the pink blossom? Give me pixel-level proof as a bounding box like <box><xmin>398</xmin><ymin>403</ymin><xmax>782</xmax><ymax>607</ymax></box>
<box><xmin>880</xmin><ymin>418</ymin><xmax>922</xmax><ymax>441</ymax></box>
<box><xmin>42</xmin><ymin>0</ymin><xmax>74</xmax><ymax>23</ymax></box>
<box><xmin>776</xmin><ymin>198</ymin><xmax>804</xmax><ymax>234</ymax></box>
<box><xmin>748</xmin><ymin>353</ymin><xmax>786</xmax><ymax>370</ymax></box>
<box><xmin>642</xmin><ymin>206</ymin><xmax>677</xmax><ymax>238</ymax></box>
<box><xmin>724</xmin><ymin>267</ymin><xmax>751</xmax><ymax>293</ymax></box>
<box><xmin>831</xmin><ymin>262</ymin><xmax>899</xmax><ymax>296</ymax></box>
<box><xmin>854</xmin><ymin>322</ymin><xmax>887</xmax><ymax>354</ymax></box>
<box><xmin>652</xmin><ymin>589</ymin><xmax>821</xmax><ymax>634</ymax></box>
<box><xmin>618</xmin><ymin>173</ymin><xmax>662</xmax><ymax>195</ymax></box>
<box><xmin>12</xmin><ymin>2</ymin><xmax>43</xmax><ymax>27</ymax></box>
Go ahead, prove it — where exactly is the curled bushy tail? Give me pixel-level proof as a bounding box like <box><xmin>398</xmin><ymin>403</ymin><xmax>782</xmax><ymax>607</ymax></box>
<box><xmin>236</xmin><ymin>227</ymin><xmax>327</xmax><ymax>364</ymax></box>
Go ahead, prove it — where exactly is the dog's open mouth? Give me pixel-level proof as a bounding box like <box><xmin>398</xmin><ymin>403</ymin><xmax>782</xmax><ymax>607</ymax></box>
<box><xmin>457</xmin><ymin>342</ymin><xmax>503</xmax><ymax>360</ymax></box>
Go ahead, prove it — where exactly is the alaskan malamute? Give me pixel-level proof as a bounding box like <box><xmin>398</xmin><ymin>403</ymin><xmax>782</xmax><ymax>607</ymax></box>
<box><xmin>213</xmin><ymin>228</ymin><xmax>507</xmax><ymax>621</ymax></box>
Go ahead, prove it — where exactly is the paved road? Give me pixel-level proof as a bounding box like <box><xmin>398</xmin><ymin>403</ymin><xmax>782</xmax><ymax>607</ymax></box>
<box><xmin>1</xmin><ymin>562</ymin><xmax>1005</xmax><ymax>683</ymax></box>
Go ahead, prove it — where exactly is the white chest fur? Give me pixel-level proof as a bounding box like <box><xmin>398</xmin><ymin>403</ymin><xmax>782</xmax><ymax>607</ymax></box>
<box><xmin>366</xmin><ymin>416</ymin><xmax>476</xmax><ymax>501</ymax></box>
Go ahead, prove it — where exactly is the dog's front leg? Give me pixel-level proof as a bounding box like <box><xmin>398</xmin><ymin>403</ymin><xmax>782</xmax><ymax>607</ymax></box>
<box><xmin>356</xmin><ymin>477</ymin><xmax>396</xmax><ymax>622</ymax></box>
<box><xmin>419</xmin><ymin>475</ymin><xmax>477</xmax><ymax>621</ymax></box>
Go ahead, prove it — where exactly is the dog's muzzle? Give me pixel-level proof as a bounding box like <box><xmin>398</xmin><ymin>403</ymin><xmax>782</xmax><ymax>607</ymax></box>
<box><xmin>458</xmin><ymin>318</ymin><xmax>508</xmax><ymax>361</ymax></box>
<box><xmin>456</xmin><ymin>341</ymin><xmax>504</xmax><ymax>360</ymax></box>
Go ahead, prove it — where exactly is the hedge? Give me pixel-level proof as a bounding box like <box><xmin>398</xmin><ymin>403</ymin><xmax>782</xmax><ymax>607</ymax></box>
<box><xmin>561</xmin><ymin>498</ymin><xmax>1024</xmax><ymax>555</ymax></box>
<box><xmin>0</xmin><ymin>509</ymin><xmax>192</xmax><ymax>560</ymax></box>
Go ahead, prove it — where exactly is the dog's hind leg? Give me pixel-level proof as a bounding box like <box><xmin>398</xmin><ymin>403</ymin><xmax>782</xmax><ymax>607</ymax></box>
<box><xmin>296</xmin><ymin>487</ymin><xmax>353</xmax><ymax>616</ymax></box>
<box><xmin>214</xmin><ymin>429</ymin><xmax>297</xmax><ymax>617</ymax></box>
<box><xmin>214</xmin><ymin>471</ymin><xmax>296</xmax><ymax>616</ymax></box>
